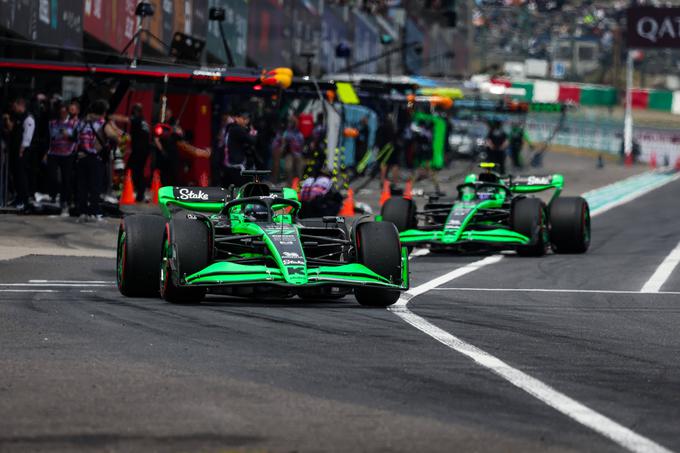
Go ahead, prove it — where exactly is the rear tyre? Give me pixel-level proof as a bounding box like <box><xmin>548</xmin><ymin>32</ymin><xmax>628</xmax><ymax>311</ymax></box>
<box><xmin>160</xmin><ymin>218</ymin><xmax>209</xmax><ymax>304</ymax></box>
<box><xmin>117</xmin><ymin>215</ymin><xmax>166</xmax><ymax>297</ymax></box>
<box><xmin>353</xmin><ymin>222</ymin><xmax>402</xmax><ymax>307</ymax></box>
<box><xmin>381</xmin><ymin>197</ymin><xmax>417</xmax><ymax>232</ymax></box>
<box><xmin>550</xmin><ymin>197</ymin><xmax>590</xmax><ymax>254</ymax></box>
<box><xmin>512</xmin><ymin>198</ymin><xmax>547</xmax><ymax>257</ymax></box>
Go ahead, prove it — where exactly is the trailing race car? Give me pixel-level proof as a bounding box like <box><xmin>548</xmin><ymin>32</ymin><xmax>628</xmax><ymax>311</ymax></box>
<box><xmin>117</xmin><ymin>171</ymin><xmax>408</xmax><ymax>307</ymax></box>
<box><xmin>381</xmin><ymin>163</ymin><xmax>590</xmax><ymax>256</ymax></box>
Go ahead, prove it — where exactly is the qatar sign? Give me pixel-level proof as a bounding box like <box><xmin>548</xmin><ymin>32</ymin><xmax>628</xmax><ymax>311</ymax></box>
<box><xmin>627</xmin><ymin>7</ymin><xmax>680</xmax><ymax>48</ymax></box>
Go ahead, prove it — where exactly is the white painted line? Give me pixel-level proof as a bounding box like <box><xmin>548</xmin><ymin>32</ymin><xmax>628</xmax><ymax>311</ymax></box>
<box><xmin>29</xmin><ymin>280</ymin><xmax>114</xmax><ymax>284</ymax></box>
<box><xmin>433</xmin><ymin>287</ymin><xmax>680</xmax><ymax>296</ymax></box>
<box><xmin>641</xmin><ymin>240</ymin><xmax>680</xmax><ymax>293</ymax></box>
<box><xmin>389</xmin><ymin>257</ymin><xmax>673</xmax><ymax>453</ymax></box>
<box><xmin>0</xmin><ymin>289</ymin><xmax>58</xmax><ymax>293</ymax></box>
<box><xmin>393</xmin><ymin>255</ymin><xmax>504</xmax><ymax>308</ymax></box>
<box><xmin>0</xmin><ymin>283</ymin><xmax>112</xmax><ymax>287</ymax></box>
<box><xmin>589</xmin><ymin>172</ymin><xmax>680</xmax><ymax>217</ymax></box>
<box><xmin>391</xmin><ymin>308</ymin><xmax>672</xmax><ymax>453</ymax></box>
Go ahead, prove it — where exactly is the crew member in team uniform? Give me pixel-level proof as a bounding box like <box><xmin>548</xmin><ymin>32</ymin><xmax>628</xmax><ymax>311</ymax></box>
<box><xmin>221</xmin><ymin>109</ymin><xmax>257</xmax><ymax>188</ymax></box>
<box><xmin>4</xmin><ymin>98</ymin><xmax>35</xmax><ymax>210</ymax></box>
<box><xmin>486</xmin><ymin>120</ymin><xmax>509</xmax><ymax>175</ymax></box>
<box><xmin>127</xmin><ymin>103</ymin><xmax>151</xmax><ymax>202</ymax></box>
<box><xmin>46</xmin><ymin>104</ymin><xmax>77</xmax><ymax>215</ymax></box>
<box><xmin>74</xmin><ymin>100</ymin><xmax>120</xmax><ymax>222</ymax></box>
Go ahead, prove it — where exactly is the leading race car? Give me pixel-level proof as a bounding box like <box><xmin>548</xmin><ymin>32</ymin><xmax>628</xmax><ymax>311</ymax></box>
<box><xmin>380</xmin><ymin>163</ymin><xmax>590</xmax><ymax>256</ymax></box>
<box><xmin>117</xmin><ymin>171</ymin><xmax>408</xmax><ymax>307</ymax></box>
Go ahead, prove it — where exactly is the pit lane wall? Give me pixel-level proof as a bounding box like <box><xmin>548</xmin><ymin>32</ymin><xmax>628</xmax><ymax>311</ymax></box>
<box><xmin>526</xmin><ymin>114</ymin><xmax>680</xmax><ymax>165</ymax></box>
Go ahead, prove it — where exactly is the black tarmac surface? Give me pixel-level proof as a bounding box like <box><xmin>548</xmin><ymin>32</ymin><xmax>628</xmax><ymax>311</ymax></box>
<box><xmin>0</xmin><ymin>158</ymin><xmax>678</xmax><ymax>453</ymax></box>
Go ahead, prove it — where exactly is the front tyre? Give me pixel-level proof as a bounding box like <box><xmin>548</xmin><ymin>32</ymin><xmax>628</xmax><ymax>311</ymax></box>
<box><xmin>550</xmin><ymin>197</ymin><xmax>590</xmax><ymax>254</ymax></box>
<box><xmin>512</xmin><ymin>198</ymin><xmax>548</xmax><ymax>257</ymax></box>
<box><xmin>117</xmin><ymin>215</ymin><xmax>167</xmax><ymax>297</ymax></box>
<box><xmin>160</xmin><ymin>218</ymin><xmax>210</xmax><ymax>304</ymax></box>
<box><xmin>353</xmin><ymin>222</ymin><xmax>402</xmax><ymax>307</ymax></box>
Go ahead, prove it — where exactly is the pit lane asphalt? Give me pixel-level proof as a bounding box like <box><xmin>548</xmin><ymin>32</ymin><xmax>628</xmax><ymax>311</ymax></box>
<box><xmin>1</xmin><ymin>173</ymin><xmax>679</xmax><ymax>452</ymax></box>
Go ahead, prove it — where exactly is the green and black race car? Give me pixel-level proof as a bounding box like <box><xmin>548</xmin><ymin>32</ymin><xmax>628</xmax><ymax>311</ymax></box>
<box><xmin>117</xmin><ymin>171</ymin><xmax>408</xmax><ymax>307</ymax></box>
<box><xmin>380</xmin><ymin>163</ymin><xmax>590</xmax><ymax>256</ymax></box>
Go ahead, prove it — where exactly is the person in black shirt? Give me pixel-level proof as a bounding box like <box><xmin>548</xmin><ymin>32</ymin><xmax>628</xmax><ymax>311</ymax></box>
<box><xmin>5</xmin><ymin>98</ymin><xmax>35</xmax><ymax>209</ymax></box>
<box><xmin>377</xmin><ymin>116</ymin><xmax>398</xmax><ymax>185</ymax></box>
<box><xmin>127</xmin><ymin>104</ymin><xmax>151</xmax><ymax>202</ymax></box>
<box><xmin>154</xmin><ymin>109</ymin><xmax>181</xmax><ymax>187</ymax></box>
<box><xmin>508</xmin><ymin>124</ymin><xmax>532</xmax><ymax>169</ymax></box>
<box><xmin>355</xmin><ymin>116</ymin><xmax>370</xmax><ymax>169</ymax></box>
<box><xmin>486</xmin><ymin>120</ymin><xmax>508</xmax><ymax>175</ymax></box>
<box><xmin>221</xmin><ymin>109</ymin><xmax>256</xmax><ymax>188</ymax></box>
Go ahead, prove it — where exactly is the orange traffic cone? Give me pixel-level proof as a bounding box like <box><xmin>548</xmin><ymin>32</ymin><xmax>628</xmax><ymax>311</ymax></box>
<box><xmin>119</xmin><ymin>169</ymin><xmax>136</xmax><ymax>206</ymax></box>
<box><xmin>649</xmin><ymin>152</ymin><xmax>657</xmax><ymax>169</ymax></box>
<box><xmin>338</xmin><ymin>188</ymin><xmax>355</xmax><ymax>217</ymax></box>
<box><xmin>150</xmin><ymin>170</ymin><xmax>162</xmax><ymax>205</ymax></box>
<box><xmin>379</xmin><ymin>180</ymin><xmax>391</xmax><ymax>206</ymax></box>
<box><xmin>291</xmin><ymin>177</ymin><xmax>300</xmax><ymax>192</ymax></box>
<box><xmin>404</xmin><ymin>179</ymin><xmax>413</xmax><ymax>200</ymax></box>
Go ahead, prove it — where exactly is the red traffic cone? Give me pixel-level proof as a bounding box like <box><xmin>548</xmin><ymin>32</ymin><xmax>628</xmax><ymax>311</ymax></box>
<box><xmin>119</xmin><ymin>170</ymin><xmax>136</xmax><ymax>206</ymax></box>
<box><xmin>150</xmin><ymin>170</ymin><xmax>162</xmax><ymax>205</ymax></box>
<box><xmin>338</xmin><ymin>188</ymin><xmax>355</xmax><ymax>217</ymax></box>
<box><xmin>379</xmin><ymin>180</ymin><xmax>391</xmax><ymax>206</ymax></box>
<box><xmin>624</xmin><ymin>153</ymin><xmax>634</xmax><ymax>167</ymax></box>
<box><xmin>404</xmin><ymin>179</ymin><xmax>413</xmax><ymax>200</ymax></box>
<box><xmin>649</xmin><ymin>152</ymin><xmax>657</xmax><ymax>169</ymax></box>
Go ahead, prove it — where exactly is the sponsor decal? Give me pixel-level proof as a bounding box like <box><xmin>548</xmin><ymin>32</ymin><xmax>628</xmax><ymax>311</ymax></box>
<box><xmin>265</xmin><ymin>227</ymin><xmax>296</xmax><ymax>235</ymax></box>
<box><xmin>282</xmin><ymin>251</ymin><xmax>301</xmax><ymax>259</ymax></box>
<box><xmin>269</xmin><ymin>234</ymin><xmax>296</xmax><ymax>242</ymax></box>
<box><xmin>177</xmin><ymin>188</ymin><xmax>208</xmax><ymax>201</ymax></box>
<box><xmin>193</xmin><ymin>69</ymin><xmax>222</xmax><ymax>78</ymax></box>
<box><xmin>514</xmin><ymin>176</ymin><xmax>552</xmax><ymax>186</ymax></box>
<box><xmin>283</xmin><ymin>259</ymin><xmax>305</xmax><ymax>266</ymax></box>
<box><xmin>173</xmin><ymin>187</ymin><xmax>225</xmax><ymax>203</ymax></box>
<box><xmin>288</xmin><ymin>267</ymin><xmax>305</xmax><ymax>276</ymax></box>
<box><xmin>446</xmin><ymin>206</ymin><xmax>474</xmax><ymax>229</ymax></box>
<box><xmin>628</xmin><ymin>7</ymin><xmax>680</xmax><ymax>48</ymax></box>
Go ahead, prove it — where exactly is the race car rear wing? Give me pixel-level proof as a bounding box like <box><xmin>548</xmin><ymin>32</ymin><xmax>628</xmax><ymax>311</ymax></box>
<box><xmin>507</xmin><ymin>174</ymin><xmax>564</xmax><ymax>193</ymax></box>
<box><xmin>506</xmin><ymin>174</ymin><xmax>564</xmax><ymax>204</ymax></box>
<box><xmin>158</xmin><ymin>186</ymin><xmax>227</xmax><ymax>217</ymax></box>
<box><xmin>157</xmin><ymin>185</ymin><xmax>300</xmax><ymax>218</ymax></box>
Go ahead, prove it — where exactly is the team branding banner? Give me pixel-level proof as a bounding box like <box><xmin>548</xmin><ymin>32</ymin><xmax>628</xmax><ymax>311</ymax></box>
<box><xmin>627</xmin><ymin>7</ymin><xmax>680</xmax><ymax>48</ymax></box>
<box><xmin>84</xmin><ymin>0</ymin><xmax>136</xmax><ymax>53</ymax></box>
<box><xmin>1</xmin><ymin>0</ymin><xmax>82</xmax><ymax>48</ymax></box>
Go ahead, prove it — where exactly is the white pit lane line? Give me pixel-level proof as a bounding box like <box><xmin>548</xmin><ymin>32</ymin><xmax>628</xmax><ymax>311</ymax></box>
<box><xmin>640</xmin><ymin>240</ymin><xmax>680</xmax><ymax>294</ymax></box>
<box><xmin>395</xmin><ymin>176</ymin><xmax>680</xmax><ymax>452</ymax></box>
<box><xmin>0</xmin><ymin>289</ymin><xmax>59</xmax><ymax>293</ymax></box>
<box><xmin>389</xmin><ymin>256</ymin><xmax>673</xmax><ymax>453</ymax></box>
<box><xmin>432</xmin><ymin>287</ymin><xmax>680</xmax><ymax>296</ymax></box>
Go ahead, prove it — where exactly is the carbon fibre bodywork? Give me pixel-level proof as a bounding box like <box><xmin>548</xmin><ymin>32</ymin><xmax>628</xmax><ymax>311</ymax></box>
<box><xmin>156</xmin><ymin>182</ymin><xmax>408</xmax><ymax>295</ymax></box>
